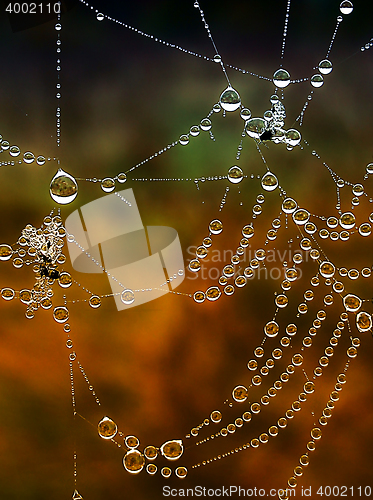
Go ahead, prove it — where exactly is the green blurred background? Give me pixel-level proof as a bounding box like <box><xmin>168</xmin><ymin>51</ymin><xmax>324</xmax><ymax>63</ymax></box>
<box><xmin>0</xmin><ymin>1</ymin><xmax>373</xmax><ymax>499</ymax></box>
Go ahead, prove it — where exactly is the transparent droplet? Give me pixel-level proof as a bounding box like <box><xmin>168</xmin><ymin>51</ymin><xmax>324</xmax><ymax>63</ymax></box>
<box><xmin>121</xmin><ymin>289</ymin><xmax>135</xmax><ymax>305</ymax></box>
<box><xmin>160</xmin><ymin>440</ymin><xmax>184</xmax><ymax>461</ymax></box>
<box><xmin>310</xmin><ymin>74</ymin><xmax>324</xmax><ymax>88</ymax></box>
<box><xmin>228</xmin><ymin>166</ymin><xmax>244</xmax><ymax>183</ymax></box>
<box><xmin>117</xmin><ymin>173</ymin><xmax>127</xmax><ymax>183</ymax></box>
<box><xmin>9</xmin><ymin>146</ymin><xmax>20</xmax><ymax>157</ymax></box>
<box><xmin>340</xmin><ymin>0</ymin><xmax>353</xmax><ymax>14</ymax></box>
<box><xmin>23</xmin><ymin>151</ymin><xmax>35</xmax><ymax>164</ymax></box>
<box><xmin>213</xmin><ymin>54</ymin><xmax>222</xmax><ymax>63</ymax></box>
<box><xmin>97</xmin><ymin>12</ymin><xmax>104</xmax><ymax>21</ymax></box>
<box><xmin>190</xmin><ymin>125</ymin><xmax>200</xmax><ymax>137</ymax></box>
<box><xmin>200</xmin><ymin>118</ymin><xmax>212</xmax><ymax>131</ymax></box>
<box><xmin>0</xmin><ymin>244</ymin><xmax>13</xmax><ymax>261</ymax></box>
<box><xmin>123</xmin><ymin>449</ymin><xmax>145</xmax><ymax>474</ymax></box>
<box><xmin>261</xmin><ymin>172</ymin><xmax>278</xmax><ymax>191</ymax></box>
<box><xmin>285</xmin><ymin>129</ymin><xmax>301</xmax><ymax>146</ymax></box>
<box><xmin>53</xmin><ymin>306</ymin><xmax>69</xmax><ymax>323</ymax></box>
<box><xmin>219</xmin><ymin>86</ymin><xmax>241</xmax><ymax>112</ymax></box>
<box><xmin>179</xmin><ymin>134</ymin><xmax>189</xmax><ymax>146</ymax></box>
<box><xmin>240</xmin><ymin>108</ymin><xmax>251</xmax><ymax>120</ymax></box>
<box><xmin>318</xmin><ymin>59</ymin><xmax>333</xmax><ymax>75</ymax></box>
<box><xmin>98</xmin><ymin>416</ymin><xmax>117</xmax><ymax>439</ymax></box>
<box><xmin>50</xmin><ymin>168</ymin><xmax>78</xmax><ymax>204</ymax></box>
<box><xmin>101</xmin><ymin>178</ymin><xmax>115</xmax><ymax>193</ymax></box>
<box><xmin>273</xmin><ymin>69</ymin><xmax>291</xmax><ymax>88</ymax></box>
<box><xmin>55</xmin><ymin>23</ymin><xmax>62</xmax><ymax>30</ymax></box>
<box><xmin>246</xmin><ymin>118</ymin><xmax>266</xmax><ymax>138</ymax></box>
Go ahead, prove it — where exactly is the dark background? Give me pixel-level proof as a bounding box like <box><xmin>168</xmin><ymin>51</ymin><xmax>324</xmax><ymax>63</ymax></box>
<box><xmin>0</xmin><ymin>1</ymin><xmax>372</xmax><ymax>499</ymax></box>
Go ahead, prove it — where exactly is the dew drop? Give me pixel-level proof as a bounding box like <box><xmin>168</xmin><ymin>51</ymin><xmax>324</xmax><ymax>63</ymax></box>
<box><xmin>261</xmin><ymin>172</ymin><xmax>278</xmax><ymax>191</ymax></box>
<box><xmin>318</xmin><ymin>59</ymin><xmax>333</xmax><ymax>75</ymax></box>
<box><xmin>340</xmin><ymin>0</ymin><xmax>353</xmax><ymax>14</ymax></box>
<box><xmin>273</xmin><ymin>68</ymin><xmax>291</xmax><ymax>88</ymax></box>
<box><xmin>101</xmin><ymin>178</ymin><xmax>115</xmax><ymax>193</ymax></box>
<box><xmin>228</xmin><ymin>166</ymin><xmax>244</xmax><ymax>184</ymax></box>
<box><xmin>121</xmin><ymin>289</ymin><xmax>135</xmax><ymax>305</ymax></box>
<box><xmin>50</xmin><ymin>168</ymin><xmax>78</xmax><ymax>204</ymax></box>
<box><xmin>219</xmin><ymin>86</ymin><xmax>241</xmax><ymax>112</ymax></box>
<box><xmin>310</xmin><ymin>74</ymin><xmax>324</xmax><ymax>88</ymax></box>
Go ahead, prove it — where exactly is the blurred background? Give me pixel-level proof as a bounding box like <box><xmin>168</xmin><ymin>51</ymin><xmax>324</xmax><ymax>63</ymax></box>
<box><xmin>0</xmin><ymin>1</ymin><xmax>373</xmax><ymax>499</ymax></box>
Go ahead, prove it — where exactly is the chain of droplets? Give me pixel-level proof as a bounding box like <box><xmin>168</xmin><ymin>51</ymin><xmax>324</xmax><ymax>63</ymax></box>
<box><xmin>191</xmin><ymin>314</ymin><xmax>356</xmax><ymax>473</ymax></box>
<box><xmin>77</xmin><ymin>0</ymin><xmax>273</xmax><ymax>81</ymax></box>
<box><xmin>360</xmin><ymin>37</ymin><xmax>373</xmax><ymax>52</ymax></box>
<box><xmin>193</xmin><ymin>1</ymin><xmax>230</xmax><ymax>85</ymax></box>
<box><xmin>280</xmin><ymin>0</ymin><xmax>291</xmax><ymax>61</ymax></box>
<box><xmin>326</xmin><ymin>15</ymin><xmax>343</xmax><ymax>59</ymax></box>
<box><xmin>55</xmin><ymin>12</ymin><xmax>62</xmax><ymax>149</ymax></box>
<box><xmin>0</xmin><ymin>133</ymin><xmax>55</xmax><ymax>167</ymax></box>
<box><xmin>282</xmin><ymin>330</ymin><xmax>359</xmax><ymax>495</ymax></box>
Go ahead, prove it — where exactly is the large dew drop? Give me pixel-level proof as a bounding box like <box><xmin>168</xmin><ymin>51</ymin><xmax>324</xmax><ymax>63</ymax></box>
<box><xmin>0</xmin><ymin>244</ymin><xmax>13</xmax><ymax>261</ymax></box>
<box><xmin>160</xmin><ymin>440</ymin><xmax>184</xmax><ymax>461</ymax></box>
<box><xmin>228</xmin><ymin>166</ymin><xmax>244</xmax><ymax>183</ymax></box>
<box><xmin>246</xmin><ymin>118</ymin><xmax>266</xmax><ymax>139</ymax></box>
<box><xmin>318</xmin><ymin>59</ymin><xmax>333</xmax><ymax>75</ymax></box>
<box><xmin>356</xmin><ymin>311</ymin><xmax>372</xmax><ymax>332</ymax></box>
<box><xmin>310</xmin><ymin>74</ymin><xmax>324</xmax><ymax>88</ymax></box>
<box><xmin>123</xmin><ymin>450</ymin><xmax>145</xmax><ymax>474</ymax></box>
<box><xmin>98</xmin><ymin>416</ymin><xmax>117</xmax><ymax>439</ymax></box>
<box><xmin>273</xmin><ymin>69</ymin><xmax>291</xmax><ymax>88</ymax></box>
<box><xmin>219</xmin><ymin>86</ymin><xmax>241</xmax><ymax>112</ymax></box>
<box><xmin>50</xmin><ymin>168</ymin><xmax>78</xmax><ymax>204</ymax></box>
<box><xmin>261</xmin><ymin>172</ymin><xmax>278</xmax><ymax>191</ymax></box>
<box><xmin>340</xmin><ymin>0</ymin><xmax>353</xmax><ymax>14</ymax></box>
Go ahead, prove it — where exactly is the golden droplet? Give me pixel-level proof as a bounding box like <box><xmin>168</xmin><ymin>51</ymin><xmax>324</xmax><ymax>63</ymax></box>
<box><xmin>210</xmin><ymin>411</ymin><xmax>222</xmax><ymax>423</ymax></box>
<box><xmin>343</xmin><ymin>294</ymin><xmax>362</xmax><ymax>312</ymax></box>
<box><xmin>1</xmin><ymin>287</ymin><xmax>15</xmax><ymax>301</ymax></box>
<box><xmin>286</xmin><ymin>323</ymin><xmax>297</xmax><ymax>335</ymax></box>
<box><xmin>252</xmin><ymin>375</ymin><xmax>262</xmax><ymax>386</ymax></box>
<box><xmin>144</xmin><ymin>445</ymin><xmax>158</xmax><ymax>460</ymax></box>
<box><xmin>288</xmin><ymin>476</ymin><xmax>297</xmax><ymax>488</ymax></box>
<box><xmin>347</xmin><ymin>346</ymin><xmax>358</xmax><ymax>358</ymax></box>
<box><xmin>294</xmin><ymin>466</ymin><xmax>303</xmax><ymax>476</ymax></box>
<box><xmin>251</xmin><ymin>403</ymin><xmax>261</xmax><ymax>414</ymax></box>
<box><xmin>278</xmin><ymin>418</ymin><xmax>287</xmax><ymax>428</ymax></box>
<box><xmin>254</xmin><ymin>346</ymin><xmax>264</xmax><ymax>357</ymax></box>
<box><xmin>0</xmin><ymin>244</ymin><xmax>13</xmax><ymax>261</ymax></box>
<box><xmin>300</xmin><ymin>454</ymin><xmax>309</xmax><ymax>466</ymax></box>
<box><xmin>89</xmin><ymin>295</ymin><xmax>101</xmax><ymax>309</ymax></box>
<box><xmin>160</xmin><ymin>440</ymin><xmax>184</xmax><ymax>461</ymax></box>
<box><xmin>304</xmin><ymin>290</ymin><xmax>315</xmax><ymax>302</ymax></box>
<box><xmin>311</xmin><ymin>427</ymin><xmax>322</xmax><ymax>440</ymax></box>
<box><xmin>275</xmin><ymin>294</ymin><xmax>288</xmax><ymax>308</ymax></box>
<box><xmin>123</xmin><ymin>449</ymin><xmax>145</xmax><ymax>474</ymax></box>
<box><xmin>209</xmin><ymin>219</ymin><xmax>223</xmax><ymax>235</ymax></box>
<box><xmin>161</xmin><ymin>467</ymin><xmax>172</xmax><ymax>478</ymax></box>
<box><xmin>205</xmin><ymin>286</ymin><xmax>221</xmax><ymax>301</ymax></box>
<box><xmin>250</xmin><ymin>438</ymin><xmax>260</xmax><ymax>448</ymax></box>
<box><xmin>227</xmin><ymin>424</ymin><xmax>236</xmax><ymax>433</ymax></box>
<box><xmin>220</xmin><ymin>428</ymin><xmax>228</xmax><ymax>437</ymax></box>
<box><xmin>269</xmin><ymin>425</ymin><xmax>278</xmax><ymax>436</ymax></box>
<box><xmin>50</xmin><ymin>168</ymin><xmax>78</xmax><ymax>204</ymax></box>
<box><xmin>247</xmin><ymin>359</ymin><xmax>258</xmax><ymax>370</ymax></box>
<box><xmin>232</xmin><ymin>385</ymin><xmax>248</xmax><ymax>402</ymax></box>
<box><xmin>319</xmin><ymin>261</ymin><xmax>335</xmax><ymax>278</ymax></box>
<box><xmin>356</xmin><ymin>311</ymin><xmax>372</xmax><ymax>332</ymax></box>
<box><xmin>261</xmin><ymin>172</ymin><xmax>278</xmax><ymax>191</ymax></box>
<box><xmin>242</xmin><ymin>412</ymin><xmax>252</xmax><ymax>422</ymax></box>
<box><xmin>101</xmin><ymin>177</ymin><xmax>115</xmax><ymax>193</ymax></box>
<box><xmin>292</xmin><ymin>401</ymin><xmax>302</xmax><ymax>411</ymax></box>
<box><xmin>242</xmin><ymin>225</ymin><xmax>254</xmax><ymax>238</ymax></box>
<box><xmin>58</xmin><ymin>272</ymin><xmax>73</xmax><ymax>288</ymax></box>
<box><xmin>98</xmin><ymin>416</ymin><xmax>117</xmax><ymax>439</ymax></box>
<box><xmin>282</xmin><ymin>197</ymin><xmax>297</xmax><ymax>213</ymax></box>
<box><xmin>41</xmin><ymin>298</ymin><xmax>53</xmax><ymax>309</ymax></box>
<box><xmin>189</xmin><ymin>259</ymin><xmax>201</xmax><ymax>272</ymax></box>
<box><xmin>235</xmin><ymin>418</ymin><xmax>243</xmax><ymax>427</ymax></box>
<box><xmin>292</xmin><ymin>353</ymin><xmax>303</xmax><ymax>366</ymax></box>
<box><xmin>259</xmin><ymin>433</ymin><xmax>269</xmax><ymax>443</ymax></box>
<box><xmin>304</xmin><ymin>381</ymin><xmax>315</xmax><ymax>394</ymax></box>
<box><xmin>125</xmin><ymin>435</ymin><xmax>139</xmax><ymax>448</ymax></box>
<box><xmin>175</xmin><ymin>466</ymin><xmax>188</xmax><ymax>478</ymax></box>
<box><xmin>193</xmin><ymin>291</ymin><xmax>205</xmax><ymax>303</ymax></box>
<box><xmin>339</xmin><ymin>211</ymin><xmax>355</xmax><ymax>229</ymax></box>
<box><xmin>292</xmin><ymin>209</ymin><xmax>310</xmax><ymax>225</ymax></box>
<box><xmin>53</xmin><ymin>306</ymin><xmax>69</xmax><ymax>323</ymax></box>
<box><xmin>146</xmin><ymin>463</ymin><xmax>157</xmax><ymax>475</ymax></box>
<box><xmin>264</xmin><ymin>320</ymin><xmax>280</xmax><ymax>337</ymax></box>
<box><xmin>307</xmin><ymin>441</ymin><xmax>316</xmax><ymax>451</ymax></box>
